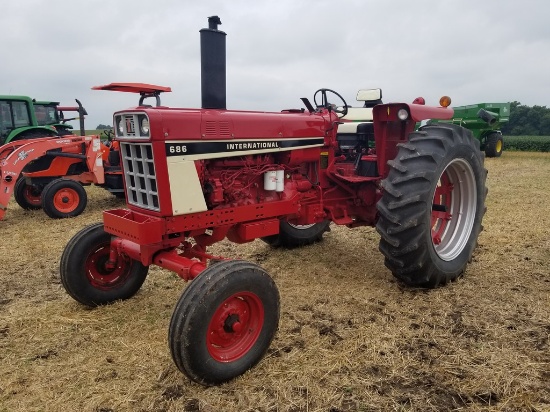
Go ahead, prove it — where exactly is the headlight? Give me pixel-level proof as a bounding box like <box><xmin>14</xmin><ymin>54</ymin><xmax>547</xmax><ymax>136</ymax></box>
<box><xmin>139</xmin><ymin>116</ymin><xmax>150</xmax><ymax>135</ymax></box>
<box><xmin>397</xmin><ymin>108</ymin><xmax>409</xmax><ymax>121</ymax></box>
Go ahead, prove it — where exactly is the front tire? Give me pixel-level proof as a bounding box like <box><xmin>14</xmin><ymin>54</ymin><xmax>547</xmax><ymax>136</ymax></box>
<box><xmin>42</xmin><ymin>178</ymin><xmax>88</xmax><ymax>218</ymax></box>
<box><xmin>14</xmin><ymin>178</ymin><xmax>42</xmax><ymax>210</ymax></box>
<box><xmin>376</xmin><ymin>124</ymin><xmax>487</xmax><ymax>288</ymax></box>
<box><xmin>262</xmin><ymin>220</ymin><xmax>330</xmax><ymax>248</ymax></box>
<box><xmin>60</xmin><ymin>222</ymin><xmax>149</xmax><ymax>307</ymax></box>
<box><xmin>485</xmin><ymin>132</ymin><xmax>503</xmax><ymax>157</ymax></box>
<box><xmin>169</xmin><ymin>260</ymin><xmax>280</xmax><ymax>385</ymax></box>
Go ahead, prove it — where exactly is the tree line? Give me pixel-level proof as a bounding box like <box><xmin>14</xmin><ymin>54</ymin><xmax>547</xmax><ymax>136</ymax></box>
<box><xmin>501</xmin><ymin>102</ymin><xmax>550</xmax><ymax>136</ymax></box>
<box><xmin>96</xmin><ymin>124</ymin><xmax>113</xmax><ymax>130</ymax></box>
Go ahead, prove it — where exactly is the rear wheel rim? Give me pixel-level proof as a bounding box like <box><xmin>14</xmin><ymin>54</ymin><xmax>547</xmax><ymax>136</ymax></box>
<box><xmin>85</xmin><ymin>242</ymin><xmax>132</xmax><ymax>290</ymax></box>
<box><xmin>496</xmin><ymin>139</ymin><xmax>503</xmax><ymax>153</ymax></box>
<box><xmin>288</xmin><ymin>223</ymin><xmax>315</xmax><ymax>230</ymax></box>
<box><xmin>431</xmin><ymin>158</ymin><xmax>477</xmax><ymax>261</ymax></box>
<box><xmin>207</xmin><ymin>292</ymin><xmax>264</xmax><ymax>362</ymax></box>
<box><xmin>53</xmin><ymin>188</ymin><xmax>80</xmax><ymax>213</ymax></box>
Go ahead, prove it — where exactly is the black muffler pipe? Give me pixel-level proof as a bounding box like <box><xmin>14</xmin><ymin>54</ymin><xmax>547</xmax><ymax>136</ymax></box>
<box><xmin>477</xmin><ymin>108</ymin><xmax>498</xmax><ymax>125</ymax></box>
<box><xmin>200</xmin><ymin>16</ymin><xmax>226</xmax><ymax>110</ymax></box>
<box><xmin>75</xmin><ymin>99</ymin><xmax>87</xmax><ymax>136</ymax></box>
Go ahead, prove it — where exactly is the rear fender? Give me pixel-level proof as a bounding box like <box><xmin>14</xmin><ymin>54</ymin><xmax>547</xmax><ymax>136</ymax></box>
<box><xmin>373</xmin><ymin>103</ymin><xmax>454</xmax><ymax>178</ymax></box>
<box><xmin>6</xmin><ymin>126</ymin><xmax>58</xmax><ymax>144</ymax></box>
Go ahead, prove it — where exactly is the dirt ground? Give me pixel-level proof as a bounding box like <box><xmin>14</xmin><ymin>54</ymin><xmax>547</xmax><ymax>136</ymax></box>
<box><xmin>0</xmin><ymin>151</ymin><xmax>548</xmax><ymax>412</ymax></box>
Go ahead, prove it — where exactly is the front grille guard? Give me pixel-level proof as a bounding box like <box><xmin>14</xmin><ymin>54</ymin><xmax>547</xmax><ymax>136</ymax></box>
<box><xmin>120</xmin><ymin>142</ymin><xmax>160</xmax><ymax>211</ymax></box>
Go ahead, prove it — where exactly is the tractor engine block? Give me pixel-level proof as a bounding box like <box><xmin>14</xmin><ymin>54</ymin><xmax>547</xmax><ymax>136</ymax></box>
<box><xmin>201</xmin><ymin>154</ymin><xmax>309</xmax><ymax>209</ymax></box>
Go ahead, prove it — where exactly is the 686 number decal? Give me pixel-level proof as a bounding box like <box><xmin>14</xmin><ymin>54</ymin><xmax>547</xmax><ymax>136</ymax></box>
<box><xmin>166</xmin><ymin>143</ymin><xmax>188</xmax><ymax>155</ymax></box>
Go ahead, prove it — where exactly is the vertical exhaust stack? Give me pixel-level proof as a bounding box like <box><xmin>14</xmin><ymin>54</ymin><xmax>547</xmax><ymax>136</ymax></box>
<box><xmin>200</xmin><ymin>16</ymin><xmax>227</xmax><ymax>110</ymax></box>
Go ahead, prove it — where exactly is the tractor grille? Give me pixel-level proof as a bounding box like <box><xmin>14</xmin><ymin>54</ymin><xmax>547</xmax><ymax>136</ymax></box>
<box><xmin>120</xmin><ymin>142</ymin><xmax>159</xmax><ymax>211</ymax></box>
<box><xmin>115</xmin><ymin>113</ymin><xmax>150</xmax><ymax>140</ymax></box>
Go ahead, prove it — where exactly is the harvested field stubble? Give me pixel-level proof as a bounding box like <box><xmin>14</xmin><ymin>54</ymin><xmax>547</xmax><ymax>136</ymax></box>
<box><xmin>0</xmin><ymin>151</ymin><xmax>549</xmax><ymax>412</ymax></box>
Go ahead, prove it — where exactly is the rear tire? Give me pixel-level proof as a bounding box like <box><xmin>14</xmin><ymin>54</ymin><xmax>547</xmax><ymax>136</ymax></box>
<box><xmin>12</xmin><ymin>129</ymin><xmax>57</xmax><ymax>141</ymax></box>
<box><xmin>169</xmin><ymin>260</ymin><xmax>280</xmax><ymax>385</ymax></box>
<box><xmin>262</xmin><ymin>220</ymin><xmax>330</xmax><ymax>248</ymax></box>
<box><xmin>376</xmin><ymin>123</ymin><xmax>487</xmax><ymax>288</ymax></box>
<box><xmin>42</xmin><ymin>178</ymin><xmax>87</xmax><ymax>218</ymax></box>
<box><xmin>485</xmin><ymin>132</ymin><xmax>503</xmax><ymax>157</ymax></box>
<box><xmin>60</xmin><ymin>222</ymin><xmax>149</xmax><ymax>307</ymax></box>
<box><xmin>14</xmin><ymin>178</ymin><xmax>42</xmax><ymax>210</ymax></box>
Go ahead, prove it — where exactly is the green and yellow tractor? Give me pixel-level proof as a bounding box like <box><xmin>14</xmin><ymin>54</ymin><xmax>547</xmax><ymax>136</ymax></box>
<box><xmin>0</xmin><ymin>95</ymin><xmax>86</xmax><ymax>145</ymax></box>
<box><xmin>429</xmin><ymin>102</ymin><xmax>510</xmax><ymax>157</ymax></box>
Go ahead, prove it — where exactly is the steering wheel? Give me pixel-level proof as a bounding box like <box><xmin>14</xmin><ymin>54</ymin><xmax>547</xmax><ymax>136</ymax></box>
<box><xmin>313</xmin><ymin>88</ymin><xmax>348</xmax><ymax>117</ymax></box>
<box><xmin>102</xmin><ymin>128</ymin><xmax>115</xmax><ymax>142</ymax></box>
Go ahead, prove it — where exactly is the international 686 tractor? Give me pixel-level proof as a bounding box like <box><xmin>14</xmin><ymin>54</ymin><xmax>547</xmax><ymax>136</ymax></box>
<box><xmin>60</xmin><ymin>17</ymin><xmax>487</xmax><ymax>385</ymax></box>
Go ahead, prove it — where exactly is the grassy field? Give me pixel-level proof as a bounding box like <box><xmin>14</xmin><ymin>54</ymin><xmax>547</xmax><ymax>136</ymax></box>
<box><xmin>0</xmin><ymin>152</ymin><xmax>549</xmax><ymax>412</ymax></box>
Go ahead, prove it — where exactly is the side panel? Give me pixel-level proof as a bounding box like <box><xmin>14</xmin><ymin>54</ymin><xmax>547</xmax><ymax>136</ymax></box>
<box><xmin>166</xmin><ymin>159</ymin><xmax>208</xmax><ymax>215</ymax></box>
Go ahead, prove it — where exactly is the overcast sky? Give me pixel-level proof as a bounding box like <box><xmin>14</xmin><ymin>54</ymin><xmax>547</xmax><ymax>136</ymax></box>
<box><xmin>2</xmin><ymin>0</ymin><xmax>549</xmax><ymax>129</ymax></box>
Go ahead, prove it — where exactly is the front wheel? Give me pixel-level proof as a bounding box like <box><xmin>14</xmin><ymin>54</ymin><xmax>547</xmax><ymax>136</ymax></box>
<box><xmin>60</xmin><ymin>222</ymin><xmax>149</xmax><ymax>307</ymax></box>
<box><xmin>169</xmin><ymin>260</ymin><xmax>280</xmax><ymax>385</ymax></box>
<box><xmin>14</xmin><ymin>178</ymin><xmax>42</xmax><ymax>210</ymax></box>
<box><xmin>262</xmin><ymin>220</ymin><xmax>330</xmax><ymax>248</ymax></box>
<box><xmin>42</xmin><ymin>178</ymin><xmax>88</xmax><ymax>218</ymax></box>
<box><xmin>376</xmin><ymin>123</ymin><xmax>487</xmax><ymax>288</ymax></box>
<box><xmin>485</xmin><ymin>132</ymin><xmax>503</xmax><ymax>157</ymax></box>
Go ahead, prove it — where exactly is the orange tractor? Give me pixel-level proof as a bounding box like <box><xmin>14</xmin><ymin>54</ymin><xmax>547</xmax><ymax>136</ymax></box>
<box><xmin>0</xmin><ymin>133</ymin><xmax>124</xmax><ymax>219</ymax></box>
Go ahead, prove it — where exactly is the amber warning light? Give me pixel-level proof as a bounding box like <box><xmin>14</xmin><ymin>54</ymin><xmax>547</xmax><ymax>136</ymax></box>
<box><xmin>439</xmin><ymin>96</ymin><xmax>452</xmax><ymax>107</ymax></box>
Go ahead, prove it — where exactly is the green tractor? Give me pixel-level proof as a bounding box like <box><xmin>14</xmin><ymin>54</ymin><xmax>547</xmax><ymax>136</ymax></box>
<box><xmin>429</xmin><ymin>102</ymin><xmax>510</xmax><ymax>157</ymax></box>
<box><xmin>0</xmin><ymin>95</ymin><xmax>86</xmax><ymax>145</ymax></box>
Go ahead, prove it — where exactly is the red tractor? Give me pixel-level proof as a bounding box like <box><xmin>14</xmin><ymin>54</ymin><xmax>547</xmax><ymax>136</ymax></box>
<box><xmin>59</xmin><ymin>17</ymin><xmax>487</xmax><ymax>385</ymax></box>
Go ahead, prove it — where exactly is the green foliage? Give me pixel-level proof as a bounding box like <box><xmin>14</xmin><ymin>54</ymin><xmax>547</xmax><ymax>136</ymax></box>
<box><xmin>504</xmin><ymin>135</ymin><xmax>550</xmax><ymax>152</ymax></box>
<box><xmin>501</xmin><ymin>102</ymin><xmax>550</xmax><ymax>136</ymax></box>
<box><xmin>96</xmin><ymin>124</ymin><xmax>113</xmax><ymax>130</ymax></box>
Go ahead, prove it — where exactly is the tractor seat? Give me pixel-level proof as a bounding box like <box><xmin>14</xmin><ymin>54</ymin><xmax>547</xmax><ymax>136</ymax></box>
<box><xmin>336</xmin><ymin>88</ymin><xmax>381</xmax><ymax>140</ymax></box>
<box><xmin>343</xmin><ymin>107</ymin><xmax>374</xmax><ymax>121</ymax></box>
<box><xmin>337</xmin><ymin>121</ymin><xmax>374</xmax><ymax>150</ymax></box>
<box><xmin>337</xmin><ymin>107</ymin><xmax>374</xmax><ymax>134</ymax></box>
